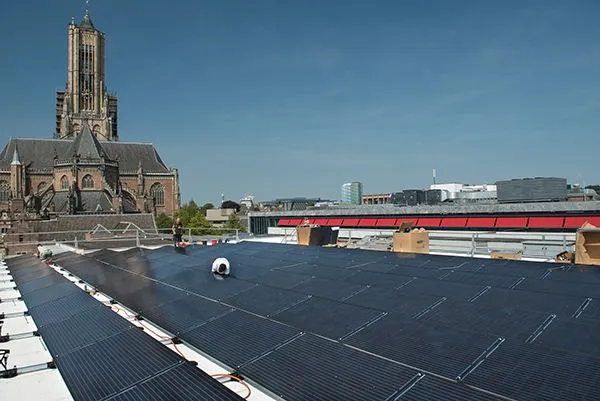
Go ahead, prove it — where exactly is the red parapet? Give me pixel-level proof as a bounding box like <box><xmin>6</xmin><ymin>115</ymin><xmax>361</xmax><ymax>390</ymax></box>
<box><xmin>416</xmin><ymin>217</ymin><xmax>441</xmax><ymax>227</ymax></box>
<box><xmin>528</xmin><ymin>216</ymin><xmax>565</xmax><ymax>229</ymax></box>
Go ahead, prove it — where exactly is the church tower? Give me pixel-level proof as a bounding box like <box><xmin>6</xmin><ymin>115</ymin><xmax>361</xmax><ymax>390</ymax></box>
<box><xmin>55</xmin><ymin>4</ymin><xmax>118</xmax><ymax>141</ymax></box>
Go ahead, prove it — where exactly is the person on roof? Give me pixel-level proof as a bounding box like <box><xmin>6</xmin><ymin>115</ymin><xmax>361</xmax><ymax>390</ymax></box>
<box><xmin>172</xmin><ymin>218</ymin><xmax>183</xmax><ymax>247</ymax></box>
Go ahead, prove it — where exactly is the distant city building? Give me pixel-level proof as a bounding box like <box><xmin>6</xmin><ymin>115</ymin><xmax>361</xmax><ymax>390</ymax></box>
<box><xmin>240</xmin><ymin>194</ymin><xmax>255</xmax><ymax>209</ymax></box>
<box><xmin>259</xmin><ymin>198</ymin><xmax>325</xmax><ymax>211</ymax></box>
<box><xmin>362</xmin><ymin>193</ymin><xmax>392</xmax><ymax>205</ymax></box>
<box><xmin>341</xmin><ymin>182</ymin><xmax>363</xmax><ymax>205</ymax></box>
<box><xmin>496</xmin><ymin>177</ymin><xmax>567</xmax><ymax>203</ymax></box>
<box><xmin>206</xmin><ymin>208</ymin><xmax>236</xmax><ymax>225</ymax></box>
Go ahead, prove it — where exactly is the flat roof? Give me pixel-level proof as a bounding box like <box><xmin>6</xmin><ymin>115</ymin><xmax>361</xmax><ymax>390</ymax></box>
<box><xmin>23</xmin><ymin>241</ymin><xmax>600</xmax><ymax>400</ymax></box>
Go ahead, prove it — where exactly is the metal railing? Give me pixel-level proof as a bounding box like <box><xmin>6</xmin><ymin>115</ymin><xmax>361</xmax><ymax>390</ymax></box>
<box><xmin>268</xmin><ymin>226</ymin><xmax>576</xmax><ymax>260</ymax></box>
<box><xmin>0</xmin><ymin>226</ymin><xmax>243</xmax><ymax>253</ymax></box>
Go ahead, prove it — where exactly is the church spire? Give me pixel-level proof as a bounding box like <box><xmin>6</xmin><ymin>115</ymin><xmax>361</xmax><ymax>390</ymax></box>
<box><xmin>11</xmin><ymin>146</ymin><xmax>21</xmax><ymax>166</ymax></box>
<box><xmin>79</xmin><ymin>0</ymin><xmax>95</xmax><ymax>30</ymax></box>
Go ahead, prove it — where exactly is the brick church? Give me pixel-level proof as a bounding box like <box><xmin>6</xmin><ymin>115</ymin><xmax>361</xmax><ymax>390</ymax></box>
<box><xmin>0</xmin><ymin>8</ymin><xmax>180</xmax><ymax>219</ymax></box>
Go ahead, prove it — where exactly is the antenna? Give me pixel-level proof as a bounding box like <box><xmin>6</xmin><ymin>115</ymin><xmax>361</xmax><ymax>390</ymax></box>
<box><xmin>432</xmin><ymin>168</ymin><xmax>437</xmax><ymax>185</ymax></box>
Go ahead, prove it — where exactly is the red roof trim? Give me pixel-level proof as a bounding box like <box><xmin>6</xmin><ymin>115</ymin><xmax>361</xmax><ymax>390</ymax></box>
<box><xmin>466</xmin><ymin>217</ymin><xmax>496</xmax><ymax>228</ymax></box>
<box><xmin>528</xmin><ymin>217</ymin><xmax>564</xmax><ymax>229</ymax></box>
<box><xmin>495</xmin><ymin>217</ymin><xmax>529</xmax><ymax>228</ymax></box>
<box><xmin>416</xmin><ymin>217</ymin><xmax>441</xmax><ymax>227</ymax></box>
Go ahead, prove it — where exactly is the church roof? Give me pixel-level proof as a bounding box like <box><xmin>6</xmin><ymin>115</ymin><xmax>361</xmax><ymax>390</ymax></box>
<box><xmin>0</xmin><ymin>136</ymin><xmax>171</xmax><ymax>174</ymax></box>
<box><xmin>67</xmin><ymin>122</ymin><xmax>108</xmax><ymax>160</ymax></box>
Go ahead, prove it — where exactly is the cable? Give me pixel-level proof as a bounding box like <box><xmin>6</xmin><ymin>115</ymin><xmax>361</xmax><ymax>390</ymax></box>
<box><xmin>211</xmin><ymin>373</ymin><xmax>252</xmax><ymax>399</ymax></box>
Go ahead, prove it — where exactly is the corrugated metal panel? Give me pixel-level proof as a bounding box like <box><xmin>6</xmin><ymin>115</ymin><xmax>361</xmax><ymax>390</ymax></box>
<box><xmin>466</xmin><ymin>217</ymin><xmax>496</xmax><ymax>227</ymax></box>
<box><xmin>564</xmin><ymin>216</ymin><xmax>600</xmax><ymax>228</ymax></box>
<box><xmin>357</xmin><ymin>218</ymin><xmax>378</xmax><ymax>227</ymax></box>
<box><xmin>528</xmin><ymin>216</ymin><xmax>564</xmax><ymax>229</ymax></box>
<box><xmin>417</xmin><ymin>217</ymin><xmax>441</xmax><ymax>227</ymax></box>
<box><xmin>495</xmin><ymin>217</ymin><xmax>529</xmax><ymax>228</ymax></box>
<box><xmin>440</xmin><ymin>217</ymin><xmax>467</xmax><ymax>227</ymax></box>
<box><xmin>376</xmin><ymin>218</ymin><xmax>397</xmax><ymax>227</ymax></box>
<box><xmin>341</xmin><ymin>218</ymin><xmax>361</xmax><ymax>227</ymax></box>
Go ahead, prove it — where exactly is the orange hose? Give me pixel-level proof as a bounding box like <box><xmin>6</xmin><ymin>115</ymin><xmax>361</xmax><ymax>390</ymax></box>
<box><xmin>211</xmin><ymin>374</ymin><xmax>252</xmax><ymax>399</ymax></box>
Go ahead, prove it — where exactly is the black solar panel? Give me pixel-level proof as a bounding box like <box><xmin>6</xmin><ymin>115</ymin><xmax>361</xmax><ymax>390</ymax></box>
<box><xmin>242</xmin><ymin>333</ymin><xmax>419</xmax><ymax>401</ymax></box>
<box><xmin>48</xmin><ymin>243</ymin><xmax>600</xmax><ymax>401</ymax></box>
<box><xmin>345</xmin><ymin>314</ymin><xmax>502</xmax><ymax>378</ymax></box>
<box><xmin>141</xmin><ymin>294</ymin><xmax>232</xmax><ymax>335</ymax></box>
<box><xmin>344</xmin><ymin>287</ymin><xmax>443</xmax><ymax>317</ymax></box>
<box><xmin>27</xmin><ymin>292</ymin><xmax>104</xmax><ymax>327</ymax></box>
<box><xmin>465</xmin><ymin>341</ymin><xmax>600</xmax><ymax>401</ymax></box>
<box><xmin>397</xmin><ymin>277</ymin><xmax>485</xmax><ymax>301</ymax></box>
<box><xmin>16</xmin><ymin>273</ymin><xmax>68</xmax><ymax>295</ymax></box>
<box><xmin>273</xmin><ymin>296</ymin><xmax>384</xmax><ymax>340</ymax></box>
<box><xmin>21</xmin><ymin>281</ymin><xmax>82</xmax><ymax>308</ymax></box>
<box><xmin>179</xmin><ymin>310</ymin><xmax>300</xmax><ymax>368</ymax></box>
<box><xmin>54</xmin><ymin>328</ymin><xmax>182</xmax><ymax>401</ymax></box>
<box><xmin>106</xmin><ymin>362</ymin><xmax>243</xmax><ymax>401</ymax></box>
<box><xmin>290</xmin><ymin>276</ymin><xmax>366</xmax><ymax>300</ymax></box>
<box><xmin>398</xmin><ymin>375</ymin><xmax>502</xmax><ymax>400</ymax></box>
<box><xmin>343</xmin><ymin>269</ymin><xmax>416</xmax><ymax>289</ymax></box>
<box><xmin>223</xmin><ymin>284</ymin><xmax>309</xmax><ymax>316</ymax></box>
<box><xmin>40</xmin><ymin>306</ymin><xmax>134</xmax><ymax>357</ymax></box>
<box><xmin>114</xmin><ymin>282</ymin><xmax>188</xmax><ymax>313</ymax></box>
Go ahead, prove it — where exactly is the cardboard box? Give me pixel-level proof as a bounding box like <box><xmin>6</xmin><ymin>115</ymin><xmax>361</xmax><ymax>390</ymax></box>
<box><xmin>392</xmin><ymin>223</ymin><xmax>429</xmax><ymax>254</ymax></box>
<box><xmin>575</xmin><ymin>222</ymin><xmax>600</xmax><ymax>265</ymax></box>
<box><xmin>296</xmin><ymin>226</ymin><xmax>338</xmax><ymax>246</ymax></box>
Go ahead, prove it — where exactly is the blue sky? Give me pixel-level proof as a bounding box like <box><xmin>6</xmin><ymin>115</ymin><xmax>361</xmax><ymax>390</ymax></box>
<box><xmin>1</xmin><ymin>1</ymin><xmax>599</xmax><ymax>204</ymax></box>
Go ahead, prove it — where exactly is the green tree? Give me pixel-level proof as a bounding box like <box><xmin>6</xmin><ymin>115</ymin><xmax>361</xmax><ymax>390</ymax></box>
<box><xmin>155</xmin><ymin>213</ymin><xmax>173</xmax><ymax>229</ymax></box>
<box><xmin>224</xmin><ymin>213</ymin><xmax>246</xmax><ymax>233</ymax></box>
<box><xmin>202</xmin><ymin>202</ymin><xmax>215</xmax><ymax>210</ymax></box>
<box><xmin>585</xmin><ymin>185</ymin><xmax>600</xmax><ymax>193</ymax></box>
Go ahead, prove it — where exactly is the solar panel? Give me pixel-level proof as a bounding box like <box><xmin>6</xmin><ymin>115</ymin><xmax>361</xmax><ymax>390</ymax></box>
<box><xmin>16</xmin><ymin>273</ymin><xmax>68</xmax><ymax>295</ymax></box>
<box><xmin>246</xmin><ymin>270</ymin><xmax>312</xmax><ymax>289</ymax></box>
<box><xmin>441</xmin><ymin>271</ymin><xmax>518</xmax><ymax>289</ymax></box>
<box><xmin>474</xmin><ymin>287</ymin><xmax>585</xmax><ymax>316</ymax></box>
<box><xmin>141</xmin><ymin>294</ymin><xmax>233</xmax><ymax>335</ymax></box>
<box><xmin>179</xmin><ymin>310</ymin><xmax>300</xmax><ymax>368</ymax></box>
<box><xmin>533</xmin><ymin>319</ymin><xmax>600</xmax><ymax>357</ymax></box>
<box><xmin>290</xmin><ymin>276</ymin><xmax>366</xmax><ymax>300</ymax></box>
<box><xmin>418</xmin><ymin>300</ymin><xmax>552</xmax><ymax>341</ymax></box>
<box><xmin>114</xmin><ymin>282</ymin><xmax>188</xmax><ymax>313</ymax></box>
<box><xmin>40</xmin><ymin>306</ymin><xmax>134</xmax><ymax>357</ymax></box>
<box><xmin>272</xmin><ymin>296</ymin><xmax>384</xmax><ymax>340</ymax></box>
<box><xmin>343</xmin><ymin>270</ymin><xmax>416</xmax><ymax>289</ymax></box>
<box><xmin>465</xmin><ymin>341</ymin><xmax>600</xmax><ymax>401</ymax></box>
<box><xmin>106</xmin><ymin>362</ymin><xmax>243</xmax><ymax>401</ymax></box>
<box><xmin>398</xmin><ymin>375</ymin><xmax>502</xmax><ymax>400</ymax></box>
<box><xmin>27</xmin><ymin>292</ymin><xmax>104</xmax><ymax>327</ymax></box>
<box><xmin>54</xmin><ymin>328</ymin><xmax>182</xmax><ymax>401</ymax></box>
<box><xmin>21</xmin><ymin>281</ymin><xmax>82</xmax><ymax>308</ymax></box>
<box><xmin>343</xmin><ymin>287</ymin><xmax>443</xmax><ymax>317</ymax></box>
<box><xmin>223</xmin><ymin>284</ymin><xmax>309</xmax><ymax>317</ymax></box>
<box><xmin>517</xmin><ymin>278</ymin><xmax>600</xmax><ymax>298</ymax></box>
<box><xmin>397</xmin><ymin>278</ymin><xmax>485</xmax><ymax>301</ymax></box>
<box><xmin>345</xmin><ymin>314</ymin><xmax>502</xmax><ymax>378</ymax></box>
<box><xmin>242</xmin><ymin>333</ymin><xmax>419</xmax><ymax>401</ymax></box>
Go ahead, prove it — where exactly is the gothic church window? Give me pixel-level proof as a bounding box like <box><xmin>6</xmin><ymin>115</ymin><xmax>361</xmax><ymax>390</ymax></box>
<box><xmin>0</xmin><ymin>181</ymin><xmax>10</xmax><ymax>202</ymax></box>
<box><xmin>60</xmin><ymin>175</ymin><xmax>69</xmax><ymax>190</ymax></box>
<box><xmin>82</xmin><ymin>175</ymin><xmax>94</xmax><ymax>189</ymax></box>
<box><xmin>150</xmin><ymin>183</ymin><xmax>164</xmax><ymax>206</ymax></box>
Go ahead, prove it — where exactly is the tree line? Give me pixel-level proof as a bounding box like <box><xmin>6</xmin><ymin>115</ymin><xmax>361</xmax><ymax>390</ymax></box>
<box><xmin>155</xmin><ymin>200</ymin><xmax>246</xmax><ymax>236</ymax></box>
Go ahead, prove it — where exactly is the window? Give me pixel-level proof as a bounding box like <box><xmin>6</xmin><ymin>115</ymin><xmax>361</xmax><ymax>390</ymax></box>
<box><xmin>150</xmin><ymin>183</ymin><xmax>164</xmax><ymax>206</ymax></box>
<box><xmin>60</xmin><ymin>175</ymin><xmax>69</xmax><ymax>190</ymax></box>
<box><xmin>37</xmin><ymin>181</ymin><xmax>48</xmax><ymax>193</ymax></box>
<box><xmin>82</xmin><ymin>174</ymin><xmax>94</xmax><ymax>189</ymax></box>
<box><xmin>0</xmin><ymin>181</ymin><xmax>10</xmax><ymax>202</ymax></box>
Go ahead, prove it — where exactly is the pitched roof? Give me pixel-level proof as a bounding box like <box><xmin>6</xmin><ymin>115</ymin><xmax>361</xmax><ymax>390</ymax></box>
<box><xmin>0</xmin><ymin>136</ymin><xmax>171</xmax><ymax>174</ymax></box>
<box><xmin>67</xmin><ymin>123</ymin><xmax>108</xmax><ymax>160</ymax></box>
<box><xmin>79</xmin><ymin>11</ymin><xmax>95</xmax><ymax>30</ymax></box>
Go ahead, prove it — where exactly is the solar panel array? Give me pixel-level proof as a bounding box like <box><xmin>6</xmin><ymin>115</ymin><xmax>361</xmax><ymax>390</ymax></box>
<box><xmin>52</xmin><ymin>242</ymin><xmax>600</xmax><ymax>401</ymax></box>
<box><xmin>5</xmin><ymin>255</ymin><xmax>243</xmax><ymax>401</ymax></box>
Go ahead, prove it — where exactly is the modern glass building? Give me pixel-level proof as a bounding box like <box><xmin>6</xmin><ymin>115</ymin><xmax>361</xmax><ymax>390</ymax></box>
<box><xmin>341</xmin><ymin>181</ymin><xmax>363</xmax><ymax>205</ymax></box>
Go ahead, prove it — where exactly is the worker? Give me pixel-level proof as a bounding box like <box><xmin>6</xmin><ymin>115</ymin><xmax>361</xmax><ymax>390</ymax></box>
<box><xmin>211</xmin><ymin>257</ymin><xmax>231</xmax><ymax>276</ymax></box>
